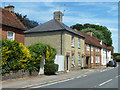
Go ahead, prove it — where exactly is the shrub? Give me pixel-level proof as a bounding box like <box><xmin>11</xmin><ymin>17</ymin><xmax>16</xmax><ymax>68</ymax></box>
<box><xmin>1</xmin><ymin>40</ymin><xmax>31</xmax><ymax>74</ymax></box>
<box><xmin>44</xmin><ymin>63</ymin><xmax>58</xmax><ymax>75</ymax></box>
<box><xmin>27</xmin><ymin>43</ymin><xmax>56</xmax><ymax>71</ymax></box>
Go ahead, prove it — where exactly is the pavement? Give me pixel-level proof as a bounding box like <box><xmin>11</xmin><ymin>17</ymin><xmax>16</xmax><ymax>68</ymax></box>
<box><xmin>1</xmin><ymin>65</ymin><xmax>115</xmax><ymax>89</ymax></box>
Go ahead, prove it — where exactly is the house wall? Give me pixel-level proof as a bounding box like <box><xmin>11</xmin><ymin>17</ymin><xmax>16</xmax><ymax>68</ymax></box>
<box><xmin>63</xmin><ymin>31</ymin><xmax>85</xmax><ymax>71</ymax></box>
<box><xmin>85</xmin><ymin>44</ymin><xmax>101</xmax><ymax>68</ymax></box>
<box><xmin>25</xmin><ymin>31</ymin><xmax>85</xmax><ymax>72</ymax></box>
<box><xmin>2</xmin><ymin>26</ymin><xmax>25</xmax><ymax>44</ymax></box>
<box><xmin>101</xmin><ymin>48</ymin><xmax>111</xmax><ymax>66</ymax></box>
<box><xmin>25</xmin><ymin>31</ymin><xmax>61</xmax><ymax>54</ymax></box>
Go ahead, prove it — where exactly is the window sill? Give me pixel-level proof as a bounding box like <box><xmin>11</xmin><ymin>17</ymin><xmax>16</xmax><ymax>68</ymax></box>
<box><xmin>71</xmin><ymin>45</ymin><xmax>74</xmax><ymax>48</ymax></box>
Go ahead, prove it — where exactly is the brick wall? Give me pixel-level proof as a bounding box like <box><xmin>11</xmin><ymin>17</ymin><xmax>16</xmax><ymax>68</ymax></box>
<box><xmin>85</xmin><ymin>44</ymin><xmax>101</xmax><ymax>68</ymax></box>
<box><xmin>2</xmin><ymin>26</ymin><xmax>25</xmax><ymax>44</ymax></box>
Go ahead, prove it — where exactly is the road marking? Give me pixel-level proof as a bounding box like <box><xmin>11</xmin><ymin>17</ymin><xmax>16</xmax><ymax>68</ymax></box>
<box><xmin>83</xmin><ymin>75</ymin><xmax>87</xmax><ymax>77</ymax></box>
<box><xmin>31</xmin><ymin>78</ymin><xmax>74</xmax><ymax>88</ymax></box>
<box><xmin>99</xmin><ymin>79</ymin><xmax>112</xmax><ymax>87</ymax></box>
<box><xmin>76</xmin><ymin>76</ymin><xmax>81</xmax><ymax>78</ymax></box>
<box><xmin>115</xmin><ymin>75</ymin><xmax>120</xmax><ymax>78</ymax></box>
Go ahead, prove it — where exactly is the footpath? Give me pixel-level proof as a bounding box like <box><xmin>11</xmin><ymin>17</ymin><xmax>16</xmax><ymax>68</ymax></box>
<box><xmin>2</xmin><ymin>66</ymin><xmax>113</xmax><ymax>89</ymax></box>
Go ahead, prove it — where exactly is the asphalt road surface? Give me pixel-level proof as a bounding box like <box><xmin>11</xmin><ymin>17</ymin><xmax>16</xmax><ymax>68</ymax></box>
<box><xmin>31</xmin><ymin>65</ymin><xmax>119</xmax><ymax>89</ymax></box>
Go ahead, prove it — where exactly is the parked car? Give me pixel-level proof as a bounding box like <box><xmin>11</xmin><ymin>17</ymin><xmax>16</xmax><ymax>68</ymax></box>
<box><xmin>106</xmin><ymin>60</ymin><xmax>117</xmax><ymax>67</ymax></box>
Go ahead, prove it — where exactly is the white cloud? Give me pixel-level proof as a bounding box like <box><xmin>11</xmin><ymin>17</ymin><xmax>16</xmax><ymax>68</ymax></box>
<box><xmin>108</xmin><ymin>28</ymin><xmax>118</xmax><ymax>31</ymax></box>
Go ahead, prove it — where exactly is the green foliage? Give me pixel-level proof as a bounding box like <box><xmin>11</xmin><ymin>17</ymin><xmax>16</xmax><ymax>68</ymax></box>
<box><xmin>113</xmin><ymin>53</ymin><xmax>120</xmax><ymax>60</ymax></box>
<box><xmin>1</xmin><ymin>40</ymin><xmax>31</xmax><ymax>74</ymax></box>
<box><xmin>15</xmin><ymin>13</ymin><xmax>39</xmax><ymax>30</ymax></box>
<box><xmin>44</xmin><ymin>63</ymin><xmax>58</xmax><ymax>75</ymax></box>
<box><xmin>70</xmin><ymin>23</ymin><xmax>112</xmax><ymax>46</ymax></box>
<box><xmin>27</xmin><ymin>43</ymin><xmax>56</xmax><ymax>71</ymax></box>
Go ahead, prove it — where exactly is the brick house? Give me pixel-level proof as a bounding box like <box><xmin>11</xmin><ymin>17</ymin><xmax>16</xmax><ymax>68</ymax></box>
<box><xmin>24</xmin><ymin>11</ymin><xmax>86</xmax><ymax>72</ymax></box>
<box><xmin>74</xmin><ymin>29</ymin><xmax>103</xmax><ymax>68</ymax></box>
<box><xmin>1</xmin><ymin>5</ymin><xmax>26</xmax><ymax>44</ymax></box>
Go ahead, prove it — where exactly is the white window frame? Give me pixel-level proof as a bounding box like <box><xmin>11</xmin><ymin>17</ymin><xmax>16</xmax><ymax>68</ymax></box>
<box><xmin>95</xmin><ymin>57</ymin><xmax>98</xmax><ymax>63</ymax></box>
<box><xmin>78</xmin><ymin>38</ymin><xmax>80</xmax><ymax>48</ymax></box>
<box><xmin>87</xmin><ymin>44</ymin><xmax>89</xmax><ymax>51</ymax></box>
<box><xmin>98</xmin><ymin>57</ymin><xmax>100</xmax><ymax>63</ymax></box>
<box><xmin>98</xmin><ymin>48</ymin><xmax>99</xmax><ymax>52</ymax></box>
<box><xmin>7</xmin><ymin>31</ymin><xmax>15</xmax><ymax>40</ymax></box>
<box><xmin>72</xmin><ymin>53</ymin><xmax>74</xmax><ymax>65</ymax></box>
<box><xmin>91</xmin><ymin>46</ymin><xmax>93</xmax><ymax>52</ymax></box>
<box><xmin>78</xmin><ymin>54</ymin><xmax>81</xmax><ymax>66</ymax></box>
<box><xmin>71</xmin><ymin>36</ymin><xmax>74</xmax><ymax>47</ymax></box>
<box><xmin>91</xmin><ymin>56</ymin><xmax>93</xmax><ymax>63</ymax></box>
<box><xmin>95</xmin><ymin>47</ymin><xmax>97</xmax><ymax>52</ymax></box>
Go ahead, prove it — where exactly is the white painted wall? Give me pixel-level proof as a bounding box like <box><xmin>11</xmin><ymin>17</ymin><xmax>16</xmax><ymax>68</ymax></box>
<box><xmin>54</xmin><ymin>55</ymin><xmax>64</xmax><ymax>71</ymax></box>
<box><xmin>101</xmin><ymin>48</ymin><xmax>111</xmax><ymax>65</ymax></box>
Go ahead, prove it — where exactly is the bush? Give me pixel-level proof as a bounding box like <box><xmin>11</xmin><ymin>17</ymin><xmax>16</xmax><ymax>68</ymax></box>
<box><xmin>44</xmin><ymin>63</ymin><xmax>58</xmax><ymax>75</ymax></box>
<box><xmin>27</xmin><ymin>43</ymin><xmax>56</xmax><ymax>71</ymax></box>
<box><xmin>1</xmin><ymin>40</ymin><xmax>31</xmax><ymax>74</ymax></box>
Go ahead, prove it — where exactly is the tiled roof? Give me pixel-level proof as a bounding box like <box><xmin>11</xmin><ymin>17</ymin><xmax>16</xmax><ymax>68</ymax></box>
<box><xmin>0</xmin><ymin>8</ymin><xmax>26</xmax><ymax>31</ymax></box>
<box><xmin>74</xmin><ymin>29</ymin><xmax>102</xmax><ymax>48</ymax></box>
<box><xmin>24</xmin><ymin>19</ymin><xmax>85</xmax><ymax>38</ymax></box>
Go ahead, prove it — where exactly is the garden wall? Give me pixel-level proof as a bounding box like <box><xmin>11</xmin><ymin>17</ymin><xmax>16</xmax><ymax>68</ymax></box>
<box><xmin>2</xmin><ymin>70</ymin><xmax>38</xmax><ymax>81</ymax></box>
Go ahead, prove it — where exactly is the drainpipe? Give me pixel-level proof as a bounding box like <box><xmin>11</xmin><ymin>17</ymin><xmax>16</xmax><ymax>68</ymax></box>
<box><xmin>90</xmin><ymin>45</ymin><xmax>91</xmax><ymax>68</ymax></box>
<box><xmin>61</xmin><ymin>31</ymin><xmax>63</xmax><ymax>55</ymax></box>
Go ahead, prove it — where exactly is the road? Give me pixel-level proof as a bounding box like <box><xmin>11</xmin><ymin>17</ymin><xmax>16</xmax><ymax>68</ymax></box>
<box><xmin>30</xmin><ymin>65</ymin><xmax>119</xmax><ymax>89</ymax></box>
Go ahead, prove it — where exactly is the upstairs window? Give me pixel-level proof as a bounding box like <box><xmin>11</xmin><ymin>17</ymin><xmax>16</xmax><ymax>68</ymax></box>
<box><xmin>71</xmin><ymin>36</ymin><xmax>74</xmax><ymax>47</ymax></box>
<box><xmin>7</xmin><ymin>31</ymin><xmax>15</xmax><ymax>40</ymax></box>
<box><xmin>87</xmin><ymin>44</ymin><xmax>89</xmax><ymax>51</ymax></box>
<box><xmin>91</xmin><ymin>46</ymin><xmax>93</xmax><ymax>52</ymax></box>
<box><xmin>95</xmin><ymin>47</ymin><xmax>97</xmax><ymax>52</ymax></box>
<box><xmin>78</xmin><ymin>38</ymin><xmax>80</xmax><ymax>48</ymax></box>
<box><xmin>98</xmin><ymin>48</ymin><xmax>99</xmax><ymax>52</ymax></box>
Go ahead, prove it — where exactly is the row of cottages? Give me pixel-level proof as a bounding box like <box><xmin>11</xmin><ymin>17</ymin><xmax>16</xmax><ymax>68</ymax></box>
<box><xmin>1</xmin><ymin>5</ymin><xmax>26</xmax><ymax>44</ymax></box>
<box><xmin>1</xmin><ymin>5</ymin><xmax>113</xmax><ymax>72</ymax></box>
<box><xmin>74</xmin><ymin>29</ymin><xmax>113</xmax><ymax>68</ymax></box>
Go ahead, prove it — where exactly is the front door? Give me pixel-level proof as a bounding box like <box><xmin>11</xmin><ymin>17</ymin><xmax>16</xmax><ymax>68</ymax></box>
<box><xmin>66</xmin><ymin>56</ymin><xmax>69</xmax><ymax>72</ymax></box>
<box><xmin>86</xmin><ymin>56</ymin><xmax>89</xmax><ymax>68</ymax></box>
<box><xmin>82</xmin><ymin>56</ymin><xmax>84</xmax><ymax>67</ymax></box>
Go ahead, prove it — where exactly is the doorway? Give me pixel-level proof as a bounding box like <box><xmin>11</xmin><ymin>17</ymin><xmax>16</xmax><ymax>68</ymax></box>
<box><xmin>86</xmin><ymin>56</ymin><xmax>89</xmax><ymax>67</ymax></box>
<box><xmin>66</xmin><ymin>56</ymin><xmax>69</xmax><ymax>72</ymax></box>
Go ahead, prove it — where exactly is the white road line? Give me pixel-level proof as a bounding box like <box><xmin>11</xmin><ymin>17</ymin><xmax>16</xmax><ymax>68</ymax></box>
<box><xmin>115</xmin><ymin>75</ymin><xmax>120</xmax><ymax>78</ymax></box>
<box><xmin>83</xmin><ymin>75</ymin><xmax>87</xmax><ymax>77</ymax></box>
<box><xmin>31</xmin><ymin>78</ymin><xmax>74</xmax><ymax>88</ymax></box>
<box><xmin>99</xmin><ymin>79</ymin><xmax>112</xmax><ymax>87</ymax></box>
<box><xmin>76</xmin><ymin>76</ymin><xmax>81</xmax><ymax>78</ymax></box>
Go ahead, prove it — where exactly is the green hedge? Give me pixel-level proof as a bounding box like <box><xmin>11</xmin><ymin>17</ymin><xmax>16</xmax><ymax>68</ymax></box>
<box><xmin>44</xmin><ymin>63</ymin><xmax>58</xmax><ymax>75</ymax></box>
<box><xmin>1</xmin><ymin>40</ymin><xmax>31</xmax><ymax>74</ymax></box>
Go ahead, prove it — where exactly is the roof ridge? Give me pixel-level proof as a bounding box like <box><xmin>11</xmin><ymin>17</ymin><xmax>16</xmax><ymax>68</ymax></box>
<box><xmin>53</xmin><ymin>19</ymin><xmax>65</xmax><ymax>30</ymax></box>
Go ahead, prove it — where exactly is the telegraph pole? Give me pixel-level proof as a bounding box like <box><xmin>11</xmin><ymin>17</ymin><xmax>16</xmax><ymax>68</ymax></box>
<box><xmin>106</xmin><ymin>30</ymin><xmax>108</xmax><ymax>63</ymax></box>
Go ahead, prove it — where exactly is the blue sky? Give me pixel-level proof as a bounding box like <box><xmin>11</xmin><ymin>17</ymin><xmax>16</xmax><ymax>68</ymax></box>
<box><xmin>2</xmin><ymin>2</ymin><xmax>118</xmax><ymax>53</ymax></box>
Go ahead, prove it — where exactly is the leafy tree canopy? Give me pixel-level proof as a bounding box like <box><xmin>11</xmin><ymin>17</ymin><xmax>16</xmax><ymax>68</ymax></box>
<box><xmin>70</xmin><ymin>23</ymin><xmax>112</xmax><ymax>46</ymax></box>
<box><xmin>15</xmin><ymin>13</ymin><xmax>39</xmax><ymax>30</ymax></box>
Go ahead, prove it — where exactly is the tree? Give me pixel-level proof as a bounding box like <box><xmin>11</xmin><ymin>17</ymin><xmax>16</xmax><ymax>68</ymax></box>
<box><xmin>70</xmin><ymin>23</ymin><xmax>112</xmax><ymax>46</ymax></box>
<box><xmin>15</xmin><ymin>13</ymin><xmax>39</xmax><ymax>30</ymax></box>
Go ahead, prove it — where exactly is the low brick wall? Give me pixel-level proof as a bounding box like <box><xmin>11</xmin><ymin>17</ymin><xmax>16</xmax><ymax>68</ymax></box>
<box><xmin>2</xmin><ymin>70</ymin><xmax>39</xmax><ymax>81</ymax></box>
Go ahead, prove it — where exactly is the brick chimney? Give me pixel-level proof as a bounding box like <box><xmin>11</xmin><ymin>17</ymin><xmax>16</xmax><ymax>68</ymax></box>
<box><xmin>87</xmin><ymin>30</ymin><xmax>92</xmax><ymax>36</ymax></box>
<box><xmin>4</xmin><ymin>5</ymin><xmax>15</xmax><ymax>13</ymax></box>
<box><xmin>54</xmin><ymin>11</ymin><xmax>62</xmax><ymax>23</ymax></box>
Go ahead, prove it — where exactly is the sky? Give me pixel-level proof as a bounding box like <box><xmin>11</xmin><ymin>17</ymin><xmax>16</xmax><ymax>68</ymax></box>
<box><xmin>2</xmin><ymin>1</ymin><xmax>119</xmax><ymax>53</ymax></box>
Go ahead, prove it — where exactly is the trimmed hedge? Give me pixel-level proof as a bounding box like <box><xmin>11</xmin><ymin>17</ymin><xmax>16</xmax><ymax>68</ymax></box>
<box><xmin>44</xmin><ymin>63</ymin><xmax>59</xmax><ymax>75</ymax></box>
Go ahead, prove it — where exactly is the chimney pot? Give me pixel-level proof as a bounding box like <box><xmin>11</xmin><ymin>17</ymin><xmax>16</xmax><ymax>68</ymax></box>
<box><xmin>87</xmin><ymin>30</ymin><xmax>92</xmax><ymax>36</ymax></box>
